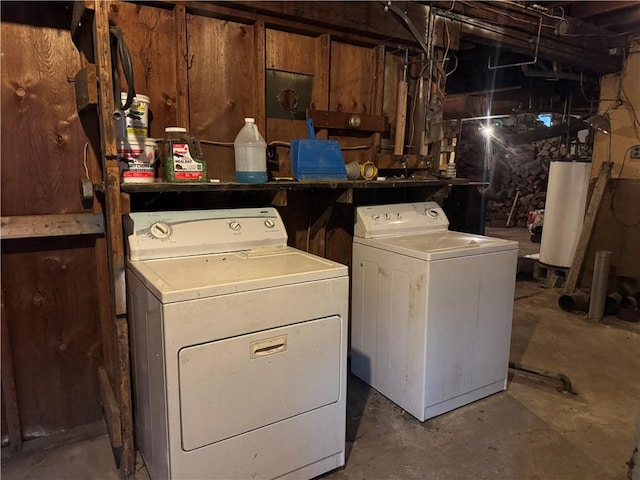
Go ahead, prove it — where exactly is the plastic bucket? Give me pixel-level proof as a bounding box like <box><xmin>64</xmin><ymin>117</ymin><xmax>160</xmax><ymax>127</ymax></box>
<box><xmin>121</xmin><ymin>138</ymin><xmax>156</xmax><ymax>184</ymax></box>
<box><xmin>116</xmin><ymin>93</ymin><xmax>150</xmax><ymax>139</ymax></box>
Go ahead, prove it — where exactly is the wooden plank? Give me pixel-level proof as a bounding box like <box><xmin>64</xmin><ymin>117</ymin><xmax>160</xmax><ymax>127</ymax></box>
<box><xmin>120</xmin><ymin>178</ymin><xmax>447</xmax><ymax>193</ymax></box>
<box><xmin>175</xmin><ymin>5</ymin><xmax>190</xmax><ymax>129</ymax></box>
<box><xmin>114</xmin><ymin>315</ymin><xmax>133</xmax><ymax>473</ymax></box>
<box><xmin>97</xmin><ymin>366</ymin><xmax>121</xmax><ymax>448</ymax></box>
<box><xmin>187</xmin><ymin>14</ymin><xmax>258</xmax><ymax>182</ymax></box>
<box><xmin>93</xmin><ymin>2</ymin><xmax>134</xmax><ymax>476</ymax></box>
<box><xmin>266</xmin><ymin>29</ymin><xmax>316</xmax><ymax>75</ymax></box>
<box><xmin>74</xmin><ymin>64</ymin><xmax>99</xmax><ymax>113</ymax></box>
<box><xmin>266</xmin><ymin>119</ymin><xmax>308</xmax><ymax>177</ymax></box>
<box><xmin>563</xmin><ymin>162</ymin><xmax>612</xmax><ymax>293</ymax></box>
<box><xmin>1</xmin><ymin>237</ymin><xmax>105</xmax><ymax>441</ymax></box>
<box><xmin>94</xmin><ymin>0</ymin><xmax>126</xmax><ymax>316</ymax></box>
<box><xmin>109</xmin><ymin>2</ymin><xmax>179</xmax><ymax>137</ymax></box>
<box><xmin>1</xmin><ymin>290</ymin><xmax>22</xmax><ymax>452</ymax></box>
<box><xmin>218</xmin><ymin>1</ymin><xmax>431</xmax><ymax>47</ymax></box>
<box><xmin>0</xmin><ymin>19</ymin><xmax>92</xmax><ymax>216</ymax></box>
<box><xmin>376</xmin><ymin>154</ymin><xmax>430</xmax><ymax>170</ymax></box>
<box><xmin>0</xmin><ymin>214</ymin><xmax>104</xmax><ymax>240</ymax></box>
<box><xmin>330</xmin><ymin>41</ymin><xmax>376</xmax><ymax>115</ymax></box>
<box><xmin>371</xmin><ymin>44</ymin><xmax>386</xmax><ymax>154</ymax></box>
<box><xmin>307</xmin><ymin>109</ymin><xmax>387</xmax><ymax>132</ymax></box>
<box><xmin>312</xmin><ymin>34</ymin><xmax>330</xmax><ymax>112</ymax></box>
<box><xmin>254</xmin><ymin>21</ymin><xmax>267</xmax><ymax>136</ymax></box>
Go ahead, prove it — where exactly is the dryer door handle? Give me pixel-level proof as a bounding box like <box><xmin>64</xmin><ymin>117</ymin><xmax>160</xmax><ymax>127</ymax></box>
<box><xmin>251</xmin><ymin>335</ymin><xmax>288</xmax><ymax>359</ymax></box>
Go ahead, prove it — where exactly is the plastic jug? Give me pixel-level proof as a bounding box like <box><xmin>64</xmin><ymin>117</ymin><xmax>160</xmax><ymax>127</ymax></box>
<box><xmin>234</xmin><ymin>118</ymin><xmax>268</xmax><ymax>183</ymax></box>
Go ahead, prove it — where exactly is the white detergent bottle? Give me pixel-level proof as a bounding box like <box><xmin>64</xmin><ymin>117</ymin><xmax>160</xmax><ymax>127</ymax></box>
<box><xmin>234</xmin><ymin>118</ymin><xmax>268</xmax><ymax>183</ymax></box>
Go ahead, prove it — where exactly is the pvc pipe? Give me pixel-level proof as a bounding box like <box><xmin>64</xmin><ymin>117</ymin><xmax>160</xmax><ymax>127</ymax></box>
<box><xmin>588</xmin><ymin>251</ymin><xmax>611</xmax><ymax>321</ymax></box>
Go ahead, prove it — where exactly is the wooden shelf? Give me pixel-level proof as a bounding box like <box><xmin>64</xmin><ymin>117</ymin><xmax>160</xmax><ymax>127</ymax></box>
<box><xmin>120</xmin><ymin>178</ymin><xmax>447</xmax><ymax>193</ymax></box>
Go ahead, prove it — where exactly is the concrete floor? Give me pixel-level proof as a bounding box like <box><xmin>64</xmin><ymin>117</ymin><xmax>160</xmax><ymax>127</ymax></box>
<box><xmin>3</xmin><ymin>229</ymin><xmax>639</xmax><ymax>479</ymax></box>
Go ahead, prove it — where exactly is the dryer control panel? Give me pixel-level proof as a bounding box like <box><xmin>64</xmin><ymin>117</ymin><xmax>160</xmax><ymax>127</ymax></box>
<box><xmin>125</xmin><ymin>208</ymin><xmax>287</xmax><ymax>261</ymax></box>
<box><xmin>354</xmin><ymin>202</ymin><xmax>449</xmax><ymax>238</ymax></box>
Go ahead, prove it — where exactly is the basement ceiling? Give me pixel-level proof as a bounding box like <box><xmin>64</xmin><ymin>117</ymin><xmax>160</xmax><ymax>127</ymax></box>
<box><xmin>539</xmin><ymin>1</ymin><xmax>640</xmax><ymax>33</ymax></box>
<box><xmin>431</xmin><ymin>0</ymin><xmax>640</xmax><ymax>114</ymax></box>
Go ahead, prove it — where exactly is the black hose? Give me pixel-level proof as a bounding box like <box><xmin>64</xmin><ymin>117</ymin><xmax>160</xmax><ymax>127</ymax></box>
<box><xmin>109</xmin><ymin>27</ymin><xmax>135</xmax><ymax>114</ymax></box>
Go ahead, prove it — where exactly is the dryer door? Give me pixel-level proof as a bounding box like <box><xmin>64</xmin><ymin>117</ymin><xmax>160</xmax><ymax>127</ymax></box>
<box><xmin>178</xmin><ymin>315</ymin><xmax>342</xmax><ymax>451</ymax></box>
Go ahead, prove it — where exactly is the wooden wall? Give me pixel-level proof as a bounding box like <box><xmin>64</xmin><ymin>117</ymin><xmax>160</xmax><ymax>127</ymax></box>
<box><xmin>0</xmin><ymin>0</ymin><xmax>432</xmax><ymax>447</ymax></box>
<box><xmin>1</xmin><ymin>3</ymin><xmax>104</xmax><ymax>443</ymax></box>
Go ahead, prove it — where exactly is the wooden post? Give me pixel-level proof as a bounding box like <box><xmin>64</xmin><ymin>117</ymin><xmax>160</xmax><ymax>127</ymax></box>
<box><xmin>371</xmin><ymin>44</ymin><xmax>386</xmax><ymax>159</ymax></box>
<box><xmin>174</xmin><ymin>5</ymin><xmax>190</xmax><ymax>129</ymax></box>
<box><xmin>563</xmin><ymin>162</ymin><xmax>612</xmax><ymax>293</ymax></box>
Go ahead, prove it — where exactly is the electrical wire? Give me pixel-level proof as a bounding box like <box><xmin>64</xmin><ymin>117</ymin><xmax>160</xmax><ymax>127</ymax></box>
<box><xmin>579</xmin><ymin>68</ymin><xmax>597</xmax><ymax>105</ymax></box>
<box><xmin>188</xmin><ymin>139</ymin><xmax>372</xmax><ymax>150</ymax></box>
<box><xmin>83</xmin><ymin>142</ymin><xmax>90</xmax><ymax>179</ymax></box>
<box><xmin>200</xmin><ymin>140</ymin><xmax>234</xmax><ymax>147</ymax></box>
<box><xmin>341</xmin><ymin>145</ymin><xmax>372</xmax><ymax>150</ymax></box>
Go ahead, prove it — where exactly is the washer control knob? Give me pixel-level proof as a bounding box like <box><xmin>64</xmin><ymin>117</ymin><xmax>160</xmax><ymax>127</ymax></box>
<box><xmin>229</xmin><ymin>221</ymin><xmax>241</xmax><ymax>231</ymax></box>
<box><xmin>149</xmin><ymin>222</ymin><xmax>171</xmax><ymax>239</ymax></box>
<box><xmin>264</xmin><ymin>218</ymin><xmax>275</xmax><ymax>228</ymax></box>
<box><xmin>396</xmin><ymin>212</ymin><xmax>402</xmax><ymax>219</ymax></box>
<box><xmin>384</xmin><ymin>213</ymin><xmax>391</xmax><ymax>220</ymax></box>
<box><xmin>426</xmin><ymin>208</ymin><xmax>439</xmax><ymax>218</ymax></box>
<box><xmin>372</xmin><ymin>214</ymin><xmax>380</xmax><ymax>221</ymax></box>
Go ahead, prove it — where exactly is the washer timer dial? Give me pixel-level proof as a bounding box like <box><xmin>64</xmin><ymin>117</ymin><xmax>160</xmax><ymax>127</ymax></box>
<box><xmin>149</xmin><ymin>222</ymin><xmax>172</xmax><ymax>239</ymax></box>
<box><xmin>264</xmin><ymin>218</ymin><xmax>275</xmax><ymax>228</ymax></box>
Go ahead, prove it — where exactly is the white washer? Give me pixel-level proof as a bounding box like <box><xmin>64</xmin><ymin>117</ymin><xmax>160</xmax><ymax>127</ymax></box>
<box><xmin>351</xmin><ymin>202</ymin><xmax>518</xmax><ymax>422</ymax></box>
<box><xmin>125</xmin><ymin>208</ymin><xmax>348</xmax><ymax>480</ymax></box>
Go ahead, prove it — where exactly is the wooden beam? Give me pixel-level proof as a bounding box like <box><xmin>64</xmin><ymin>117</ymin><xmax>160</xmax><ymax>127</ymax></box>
<box><xmin>563</xmin><ymin>162</ymin><xmax>612</xmax><ymax>293</ymax></box>
<box><xmin>591</xmin><ymin>6</ymin><xmax>640</xmax><ymax>29</ymax></box>
<box><xmin>97</xmin><ymin>366</ymin><xmax>121</xmax><ymax>448</ymax></box>
<box><xmin>307</xmin><ymin>110</ymin><xmax>387</xmax><ymax>132</ymax></box>
<box><xmin>569</xmin><ymin>1</ymin><xmax>638</xmax><ymax>19</ymax></box>
<box><xmin>0</xmin><ymin>214</ymin><xmax>104</xmax><ymax>240</ymax></box>
<box><xmin>212</xmin><ymin>1</ymin><xmax>431</xmax><ymax>46</ymax></box>
<box><xmin>1</xmin><ymin>290</ymin><xmax>22</xmax><ymax>452</ymax></box>
<box><xmin>74</xmin><ymin>64</ymin><xmax>99</xmax><ymax>113</ymax></box>
<box><xmin>426</xmin><ymin>1</ymin><xmax>623</xmax><ymax>72</ymax></box>
<box><xmin>92</xmin><ymin>1</ymin><xmax>134</xmax><ymax>477</ymax></box>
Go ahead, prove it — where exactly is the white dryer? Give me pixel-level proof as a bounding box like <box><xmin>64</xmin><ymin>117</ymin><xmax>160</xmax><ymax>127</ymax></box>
<box><xmin>125</xmin><ymin>208</ymin><xmax>348</xmax><ymax>480</ymax></box>
<box><xmin>351</xmin><ymin>202</ymin><xmax>518</xmax><ymax>422</ymax></box>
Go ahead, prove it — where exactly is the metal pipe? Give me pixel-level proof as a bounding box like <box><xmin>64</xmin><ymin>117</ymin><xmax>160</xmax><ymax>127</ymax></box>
<box><xmin>588</xmin><ymin>251</ymin><xmax>611</xmax><ymax>321</ymax></box>
<box><xmin>488</xmin><ymin>16</ymin><xmax>543</xmax><ymax>70</ymax></box>
<box><xmin>558</xmin><ymin>293</ymin><xmax>590</xmax><ymax>312</ymax></box>
<box><xmin>605</xmin><ymin>292</ymin><xmax>623</xmax><ymax>315</ymax></box>
<box><xmin>509</xmin><ymin>362</ymin><xmax>576</xmax><ymax>394</ymax></box>
<box><xmin>379</xmin><ymin>1</ymin><xmax>447</xmax><ymax>78</ymax></box>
